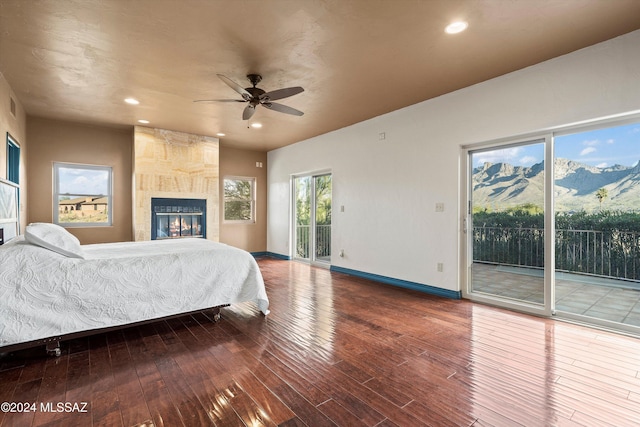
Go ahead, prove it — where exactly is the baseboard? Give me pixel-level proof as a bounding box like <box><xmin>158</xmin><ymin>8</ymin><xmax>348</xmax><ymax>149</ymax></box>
<box><xmin>330</xmin><ymin>265</ymin><xmax>461</xmax><ymax>299</ymax></box>
<box><xmin>252</xmin><ymin>251</ymin><xmax>291</xmax><ymax>260</ymax></box>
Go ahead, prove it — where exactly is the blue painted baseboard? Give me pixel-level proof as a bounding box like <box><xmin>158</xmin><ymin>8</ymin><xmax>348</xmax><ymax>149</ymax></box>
<box><xmin>330</xmin><ymin>265</ymin><xmax>461</xmax><ymax>299</ymax></box>
<box><xmin>251</xmin><ymin>251</ymin><xmax>291</xmax><ymax>260</ymax></box>
<box><xmin>250</xmin><ymin>255</ymin><xmax>459</xmax><ymax>299</ymax></box>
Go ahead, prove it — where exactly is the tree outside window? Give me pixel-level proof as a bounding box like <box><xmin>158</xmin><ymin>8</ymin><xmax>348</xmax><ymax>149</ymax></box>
<box><xmin>224</xmin><ymin>177</ymin><xmax>255</xmax><ymax>223</ymax></box>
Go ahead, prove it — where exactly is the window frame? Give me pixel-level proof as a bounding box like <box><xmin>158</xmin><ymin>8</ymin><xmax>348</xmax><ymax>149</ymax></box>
<box><xmin>6</xmin><ymin>133</ymin><xmax>20</xmax><ymax>185</ymax></box>
<box><xmin>53</xmin><ymin>162</ymin><xmax>113</xmax><ymax>227</ymax></box>
<box><xmin>223</xmin><ymin>176</ymin><xmax>256</xmax><ymax>224</ymax></box>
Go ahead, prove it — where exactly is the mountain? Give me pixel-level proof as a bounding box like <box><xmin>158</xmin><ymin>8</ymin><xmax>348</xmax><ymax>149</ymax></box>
<box><xmin>472</xmin><ymin>158</ymin><xmax>640</xmax><ymax>212</ymax></box>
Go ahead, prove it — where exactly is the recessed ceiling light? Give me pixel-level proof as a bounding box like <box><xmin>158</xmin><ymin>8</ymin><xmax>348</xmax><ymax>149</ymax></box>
<box><xmin>137</xmin><ymin>119</ymin><xmax>150</xmax><ymax>124</ymax></box>
<box><xmin>251</xmin><ymin>123</ymin><xmax>262</xmax><ymax>128</ymax></box>
<box><xmin>216</xmin><ymin>132</ymin><xmax>226</xmax><ymax>137</ymax></box>
<box><xmin>124</xmin><ymin>98</ymin><xmax>140</xmax><ymax>105</ymax></box>
<box><xmin>445</xmin><ymin>21</ymin><xmax>468</xmax><ymax>34</ymax></box>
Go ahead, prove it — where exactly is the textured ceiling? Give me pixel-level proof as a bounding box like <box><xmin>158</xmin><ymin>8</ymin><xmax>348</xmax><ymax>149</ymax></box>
<box><xmin>1</xmin><ymin>0</ymin><xmax>640</xmax><ymax>151</ymax></box>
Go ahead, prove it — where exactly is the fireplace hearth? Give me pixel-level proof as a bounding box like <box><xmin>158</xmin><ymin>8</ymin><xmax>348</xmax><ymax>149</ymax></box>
<box><xmin>151</xmin><ymin>198</ymin><xmax>206</xmax><ymax>240</ymax></box>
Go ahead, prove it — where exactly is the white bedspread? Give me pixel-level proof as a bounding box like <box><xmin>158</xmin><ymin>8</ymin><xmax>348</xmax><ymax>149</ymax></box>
<box><xmin>0</xmin><ymin>237</ymin><xmax>269</xmax><ymax>347</ymax></box>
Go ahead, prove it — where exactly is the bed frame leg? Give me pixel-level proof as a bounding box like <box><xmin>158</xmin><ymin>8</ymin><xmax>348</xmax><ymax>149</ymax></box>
<box><xmin>45</xmin><ymin>340</ymin><xmax>61</xmax><ymax>357</ymax></box>
<box><xmin>212</xmin><ymin>307</ymin><xmax>222</xmax><ymax>322</ymax></box>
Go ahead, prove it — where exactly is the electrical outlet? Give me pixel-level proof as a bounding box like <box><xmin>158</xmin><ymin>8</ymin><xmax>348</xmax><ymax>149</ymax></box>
<box><xmin>437</xmin><ymin>262</ymin><xmax>444</xmax><ymax>272</ymax></box>
<box><xmin>435</xmin><ymin>202</ymin><xmax>445</xmax><ymax>212</ymax></box>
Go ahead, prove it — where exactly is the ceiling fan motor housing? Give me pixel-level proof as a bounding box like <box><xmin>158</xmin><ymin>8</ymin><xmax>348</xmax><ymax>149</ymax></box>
<box><xmin>246</xmin><ymin>74</ymin><xmax>266</xmax><ymax>106</ymax></box>
<box><xmin>247</xmin><ymin>74</ymin><xmax>262</xmax><ymax>86</ymax></box>
<box><xmin>246</xmin><ymin>87</ymin><xmax>266</xmax><ymax>105</ymax></box>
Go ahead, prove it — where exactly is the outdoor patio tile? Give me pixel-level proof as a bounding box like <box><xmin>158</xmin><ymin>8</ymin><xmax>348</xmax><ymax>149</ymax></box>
<box><xmin>555</xmin><ymin>303</ymin><xmax>592</xmax><ymax>314</ymax></box>
<box><xmin>576</xmin><ymin>288</ymin><xmax>612</xmax><ymax>297</ymax></box>
<box><xmin>555</xmin><ymin>286</ymin><xmax>582</xmax><ymax>299</ymax></box>
<box><xmin>582</xmin><ymin>309</ymin><xmax>626</xmax><ymax>323</ymax></box>
<box><xmin>586</xmin><ymin>300</ymin><xmax>629</xmax><ymax>311</ymax></box>
<box><xmin>472</xmin><ymin>262</ymin><xmax>640</xmax><ymax>329</ymax></box>
<box><xmin>607</xmin><ymin>288</ymin><xmax>640</xmax><ymax>298</ymax></box>
<box><xmin>622</xmin><ymin>314</ymin><xmax>640</xmax><ymax>327</ymax></box>
<box><xmin>555</xmin><ymin>298</ymin><xmax>594</xmax><ymax>308</ymax></box>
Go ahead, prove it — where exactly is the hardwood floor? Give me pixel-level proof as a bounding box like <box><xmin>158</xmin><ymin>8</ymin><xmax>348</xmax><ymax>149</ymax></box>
<box><xmin>2</xmin><ymin>257</ymin><xmax>640</xmax><ymax>426</ymax></box>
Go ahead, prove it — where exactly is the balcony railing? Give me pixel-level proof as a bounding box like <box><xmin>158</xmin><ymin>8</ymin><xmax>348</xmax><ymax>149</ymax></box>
<box><xmin>474</xmin><ymin>226</ymin><xmax>640</xmax><ymax>281</ymax></box>
<box><xmin>296</xmin><ymin>224</ymin><xmax>331</xmax><ymax>259</ymax></box>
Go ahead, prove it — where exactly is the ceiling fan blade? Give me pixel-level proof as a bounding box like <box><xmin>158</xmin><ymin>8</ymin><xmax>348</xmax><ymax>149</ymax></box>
<box><xmin>263</xmin><ymin>102</ymin><xmax>304</xmax><ymax>116</ymax></box>
<box><xmin>193</xmin><ymin>99</ymin><xmax>246</xmax><ymax>103</ymax></box>
<box><xmin>243</xmin><ymin>105</ymin><xmax>256</xmax><ymax>120</ymax></box>
<box><xmin>260</xmin><ymin>86</ymin><xmax>304</xmax><ymax>102</ymax></box>
<box><xmin>217</xmin><ymin>74</ymin><xmax>252</xmax><ymax>100</ymax></box>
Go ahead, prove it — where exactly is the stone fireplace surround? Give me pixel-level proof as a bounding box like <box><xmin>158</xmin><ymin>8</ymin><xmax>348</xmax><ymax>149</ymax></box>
<box><xmin>133</xmin><ymin>126</ymin><xmax>219</xmax><ymax>242</ymax></box>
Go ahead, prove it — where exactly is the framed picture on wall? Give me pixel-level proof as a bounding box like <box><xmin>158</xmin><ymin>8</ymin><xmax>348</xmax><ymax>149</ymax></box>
<box><xmin>0</xmin><ymin>178</ymin><xmax>19</xmax><ymax>244</ymax></box>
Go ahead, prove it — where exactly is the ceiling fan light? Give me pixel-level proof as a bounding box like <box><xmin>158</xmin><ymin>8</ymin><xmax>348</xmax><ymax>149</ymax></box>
<box><xmin>124</xmin><ymin>98</ymin><xmax>140</xmax><ymax>105</ymax></box>
<box><xmin>251</xmin><ymin>123</ymin><xmax>262</xmax><ymax>128</ymax></box>
<box><xmin>445</xmin><ymin>21</ymin><xmax>468</xmax><ymax>34</ymax></box>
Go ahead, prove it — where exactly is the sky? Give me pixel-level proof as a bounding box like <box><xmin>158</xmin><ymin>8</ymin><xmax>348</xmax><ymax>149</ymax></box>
<box><xmin>59</xmin><ymin>166</ymin><xmax>109</xmax><ymax>195</ymax></box>
<box><xmin>473</xmin><ymin>122</ymin><xmax>640</xmax><ymax>169</ymax></box>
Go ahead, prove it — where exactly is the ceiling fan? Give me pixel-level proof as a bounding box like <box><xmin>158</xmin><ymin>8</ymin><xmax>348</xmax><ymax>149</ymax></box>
<box><xmin>195</xmin><ymin>74</ymin><xmax>304</xmax><ymax>120</ymax></box>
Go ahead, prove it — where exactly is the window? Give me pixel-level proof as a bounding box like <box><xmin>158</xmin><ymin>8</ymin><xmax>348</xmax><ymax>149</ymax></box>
<box><xmin>6</xmin><ymin>134</ymin><xmax>20</xmax><ymax>184</ymax></box>
<box><xmin>53</xmin><ymin>163</ymin><xmax>112</xmax><ymax>226</ymax></box>
<box><xmin>223</xmin><ymin>176</ymin><xmax>255</xmax><ymax>223</ymax></box>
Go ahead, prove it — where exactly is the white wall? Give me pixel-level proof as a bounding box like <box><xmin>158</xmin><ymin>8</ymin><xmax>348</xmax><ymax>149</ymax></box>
<box><xmin>267</xmin><ymin>30</ymin><xmax>640</xmax><ymax>293</ymax></box>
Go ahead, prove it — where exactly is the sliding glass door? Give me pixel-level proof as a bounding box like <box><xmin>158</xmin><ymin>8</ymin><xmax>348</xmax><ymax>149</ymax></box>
<box><xmin>553</xmin><ymin>122</ymin><xmax>640</xmax><ymax>330</ymax></box>
<box><xmin>293</xmin><ymin>173</ymin><xmax>332</xmax><ymax>265</ymax></box>
<box><xmin>464</xmin><ymin>138</ymin><xmax>553</xmax><ymax>316</ymax></box>
<box><xmin>464</xmin><ymin>118</ymin><xmax>640</xmax><ymax>333</ymax></box>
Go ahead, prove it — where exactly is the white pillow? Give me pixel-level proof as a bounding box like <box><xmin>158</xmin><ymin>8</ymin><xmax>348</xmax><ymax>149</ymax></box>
<box><xmin>25</xmin><ymin>223</ymin><xmax>85</xmax><ymax>259</ymax></box>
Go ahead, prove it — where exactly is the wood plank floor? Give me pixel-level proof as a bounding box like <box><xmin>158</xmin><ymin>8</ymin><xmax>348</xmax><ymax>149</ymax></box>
<box><xmin>2</xmin><ymin>257</ymin><xmax>640</xmax><ymax>426</ymax></box>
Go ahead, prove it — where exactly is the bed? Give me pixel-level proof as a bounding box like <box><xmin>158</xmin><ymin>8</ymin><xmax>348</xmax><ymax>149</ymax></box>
<box><xmin>0</xmin><ymin>218</ymin><xmax>269</xmax><ymax>356</ymax></box>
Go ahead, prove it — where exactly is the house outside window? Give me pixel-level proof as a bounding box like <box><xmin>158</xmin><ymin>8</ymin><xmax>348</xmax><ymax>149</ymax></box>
<box><xmin>53</xmin><ymin>162</ymin><xmax>113</xmax><ymax>226</ymax></box>
<box><xmin>223</xmin><ymin>176</ymin><xmax>255</xmax><ymax>223</ymax></box>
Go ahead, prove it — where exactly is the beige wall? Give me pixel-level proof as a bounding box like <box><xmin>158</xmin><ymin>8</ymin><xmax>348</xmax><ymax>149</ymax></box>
<box><xmin>26</xmin><ymin>117</ymin><xmax>133</xmax><ymax>244</ymax></box>
<box><xmin>24</xmin><ymin>119</ymin><xmax>267</xmax><ymax>251</ymax></box>
<box><xmin>219</xmin><ymin>146</ymin><xmax>267</xmax><ymax>253</ymax></box>
<box><xmin>0</xmin><ymin>74</ymin><xmax>28</xmax><ymax>233</ymax></box>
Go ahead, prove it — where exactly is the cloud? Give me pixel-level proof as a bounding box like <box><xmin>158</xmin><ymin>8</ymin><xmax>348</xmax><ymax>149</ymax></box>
<box><xmin>580</xmin><ymin>147</ymin><xmax>596</xmax><ymax>156</ymax></box>
<box><xmin>596</xmin><ymin>162</ymin><xmax>608</xmax><ymax>168</ymax></box>
<box><xmin>582</xmin><ymin>139</ymin><xmax>599</xmax><ymax>146</ymax></box>
<box><xmin>61</xmin><ymin>169</ymin><xmax>109</xmax><ymax>194</ymax></box>
<box><xmin>519</xmin><ymin>156</ymin><xmax>538</xmax><ymax>165</ymax></box>
<box><xmin>606</xmin><ymin>139</ymin><xmax>614</xmax><ymax>144</ymax></box>
<box><xmin>72</xmin><ymin>176</ymin><xmax>89</xmax><ymax>185</ymax></box>
<box><xmin>474</xmin><ymin>147</ymin><xmax>523</xmax><ymax>165</ymax></box>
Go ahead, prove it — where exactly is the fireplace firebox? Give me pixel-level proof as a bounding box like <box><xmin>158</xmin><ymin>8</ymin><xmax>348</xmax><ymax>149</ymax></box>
<box><xmin>151</xmin><ymin>198</ymin><xmax>206</xmax><ymax>240</ymax></box>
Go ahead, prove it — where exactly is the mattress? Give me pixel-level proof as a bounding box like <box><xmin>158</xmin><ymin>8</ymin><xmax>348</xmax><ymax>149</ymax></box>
<box><xmin>0</xmin><ymin>236</ymin><xmax>269</xmax><ymax>347</ymax></box>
